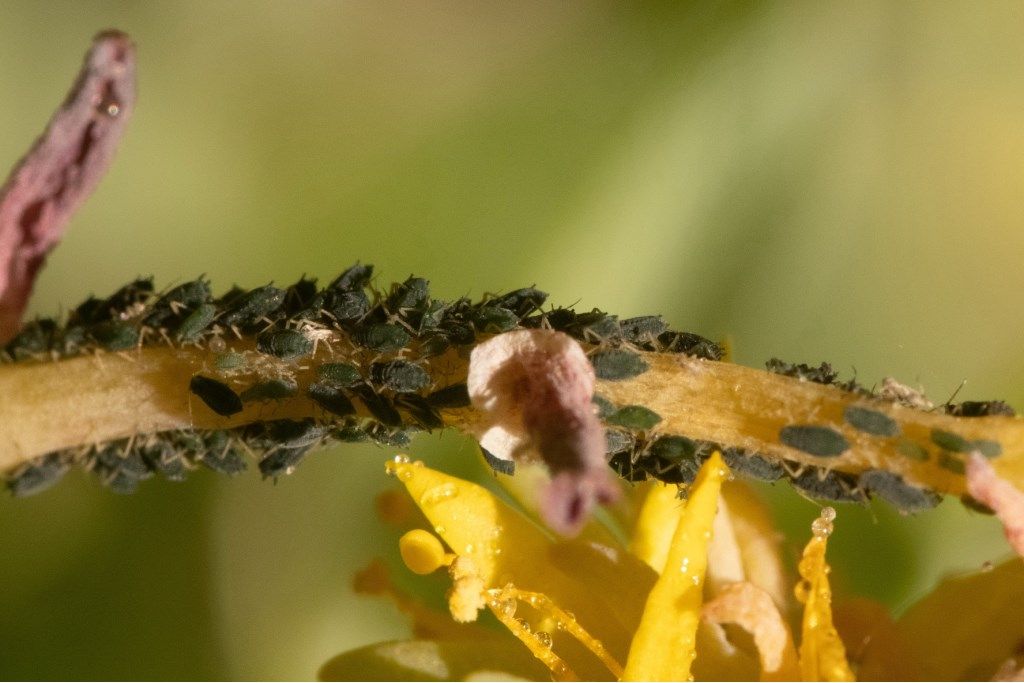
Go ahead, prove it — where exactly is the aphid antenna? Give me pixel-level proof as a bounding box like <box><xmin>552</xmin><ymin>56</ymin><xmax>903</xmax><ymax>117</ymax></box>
<box><xmin>940</xmin><ymin>379</ymin><xmax>969</xmax><ymax>410</ymax></box>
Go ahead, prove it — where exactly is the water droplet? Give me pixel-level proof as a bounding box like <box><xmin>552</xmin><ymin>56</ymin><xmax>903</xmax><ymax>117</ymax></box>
<box><xmin>499</xmin><ymin>599</ymin><xmax>517</xmax><ymax>618</ymax></box>
<box><xmin>419</xmin><ymin>483</ymin><xmax>458</xmax><ymax>506</ymax></box>
<box><xmin>397</xmin><ymin>469</ymin><xmax>413</xmax><ymax>482</ymax></box>
<box><xmin>393</xmin><ymin>454</ymin><xmax>411</xmax><ymax>464</ymax></box>
<box><xmin>679</xmin><ymin>557</ymin><xmax>690</xmax><ymax>574</ymax></box>
<box><xmin>535</xmin><ymin>631</ymin><xmax>553</xmax><ymax>648</ymax></box>
<box><xmin>515</xmin><ymin>617</ymin><xmax>531</xmax><ymax>633</ymax></box>
<box><xmin>811</xmin><ymin>516</ymin><xmax>833</xmax><ymax>538</ymax></box>
<box><xmin>794</xmin><ymin>579</ymin><xmax>811</xmax><ymax>602</ymax></box>
<box><xmin>434</xmin><ymin>525</ymin><xmax>446</xmax><ymax>535</ymax></box>
<box><xmin>691</xmin><ymin>575</ymin><xmax>702</xmax><ymax>586</ymax></box>
<box><xmin>820</xmin><ymin>506</ymin><xmax>837</xmax><ymax>522</ymax></box>
<box><xmin>464</xmin><ymin>543</ymin><xmax>475</xmax><ymax>554</ymax></box>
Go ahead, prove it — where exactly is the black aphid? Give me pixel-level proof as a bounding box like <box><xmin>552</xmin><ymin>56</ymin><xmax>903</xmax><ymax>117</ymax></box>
<box><xmin>4</xmin><ymin>318</ymin><xmax>58</xmax><ymax>359</ymax></box>
<box><xmin>472</xmin><ymin>306</ymin><xmax>519</xmax><ymax>334</ymax></box>
<box><xmin>328</xmin><ymin>263</ymin><xmax>373</xmax><ymax>292</ymax></box>
<box><xmin>143</xmin><ymin>278</ymin><xmax>211</xmax><ymax>327</ymax></box>
<box><xmin>307</xmin><ymin>381</ymin><xmax>357</xmax><ymax>417</ymax></box>
<box><xmin>858</xmin><ymin>470</ymin><xmax>941</xmax><ymax>513</ymax></box>
<box><xmin>7</xmin><ymin>453</ymin><xmax>70</xmax><ymax>497</ymax></box>
<box><xmin>353</xmin><ymin>323</ymin><xmax>411</xmax><ymax>353</ymax></box>
<box><xmin>387</xmin><ymin>276</ymin><xmax>430</xmax><ymax>312</ymax></box>
<box><xmin>493</xmin><ymin>287</ymin><xmax>548</xmax><ymax>317</ymax></box>
<box><xmin>946</xmin><ymin>400</ymin><xmax>1017</xmax><ymax>418</ymax></box>
<box><xmin>791</xmin><ymin>468</ymin><xmax>863</xmax><ymax>503</ymax></box>
<box><xmin>393</xmin><ymin>394</ymin><xmax>443</xmax><ymax>430</ymax></box>
<box><xmin>329</xmin><ymin>290</ymin><xmax>370</xmax><ymax>321</ymax></box>
<box><xmin>240</xmin><ymin>378</ymin><xmax>298</xmax><ymax>402</ymax></box>
<box><xmin>90</xmin><ymin>321</ymin><xmax>139</xmax><ymax>351</ymax></box>
<box><xmin>199</xmin><ymin>432</ymin><xmax>247</xmax><ymax>475</ymax></box>
<box><xmin>138</xmin><ymin>441</ymin><xmax>189</xmax><ymax>482</ymax></box>
<box><xmin>316</xmin><ymin>362</ymin><xmax>362</xmax><ymax>387</ymax></box>
<box><xmin>779</xmin><ymin>425</ymin><xmax>850</xmax><ymax>457</ymax></box>
<box><xmin>426</xmin><ymin>383</ymin><xmax>471</xmax><ymax>409</ymax></box>
<box><xmin>605</xmin><ymin>428</ymin><xmax>636</xmax><ymax>455</ymax></box>
<box><xmin>259</xmin><ymin>447</ymin><xmax>311</xmax><ymax>479</ymax></box>
<box><xmin>370</xmin><ymin>360</ymin><xmax>430</xmax><ymax>393</ymax></box>
<box><xmin>175</xmin><ymin>303</ymin><xmax>217</xmax><ymax>342</ymax></box>
<box><xmin>189</xmin><ymin>375</ymin><xmax>243</xmax><ymax>416</ymax></box>
<box><xmin>256</xmin><ymin>329</ymin><xmax>313</xmax><ymax>360</ymax></box>
<box><xmin>354</xmin><ymin>385</ymin><xmax>403</xmax><ymax>426</ymax></box>
<box><xmin>220</xmin><ymin>285</ymin><xmax>285</xmax><ymax>328</ymax></box>
<box><xmin>721</xmin><ymin>448</ymin><xmax>784</xmax><ymax>482</ymax></box>
<box><xmin>620</xmin><ymin>316</ymin><xmax>668</xmax><ymax>343</ymax></box>
<box><xmin>765</xmin><ymin>358</ymin><xmax>838</xmax><ymax>385</ymax></box>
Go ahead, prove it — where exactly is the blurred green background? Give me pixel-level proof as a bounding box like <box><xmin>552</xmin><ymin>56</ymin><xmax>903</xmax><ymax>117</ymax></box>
<box><xmin>2</xmin><ymin>1</ymin><xmax>1022</xmax><ymax>678</ymax></box>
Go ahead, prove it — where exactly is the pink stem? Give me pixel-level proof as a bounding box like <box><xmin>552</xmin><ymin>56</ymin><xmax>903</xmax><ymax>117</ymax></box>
<box><xmin>0</xmin><ymin>30</ymin><xmax>136</xmax><ymax>343</ymax></box>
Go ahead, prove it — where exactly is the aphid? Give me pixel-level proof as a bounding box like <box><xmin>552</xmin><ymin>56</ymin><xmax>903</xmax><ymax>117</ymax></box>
<box><xmin>471</xmin><ymin>306</ymin><xmax>519</xmax><ymax>334</ymax></box>
<box><xmin>394</xmin><ymin>394</ymin><xmax>444</xmax><ymax>430</ymax></box>
<box><xmin>418</xmin><ymin>333</ymin><xmax>451</xmax><ymax>358</ymax></box>
<box><xmin>480</xmin><ymin>446</ymin><xmax>515</xmax><ymax>475</ymax></box>
<box><xmin>656</xmin><ymin>330</ymin><xmax>722</xmax><ymax>360</ymax></box>
<box><xmin>329</xmin><ymin>290</ymin><xmax>370</xmax><ymax>321</ymax></box>
<box><xmin>214</xmin><ymin>351</ymin><xmax>246</xmax><ymax>371</ymax></box>
<box><xmin>366</xmin><ymin>423</ymin><xmax>413</xmax><ymax>448</ymax></box>
<box><xmin>256</xmin><ymin>329</ymin><xmax>313</xmax><ymax>360</ymax></box>
<box><xmin>239</xmin><ymin>378</ymin><xmax>298</xmax><ymax>402</ymax></box>
<box><xmin>7</xmin><ymin>452</ymin><xmax>70</xmax><ymax>497</ymax></box>
<box><xmin>281</xmin><ymin>276</ymin><xmax>319</xmax><ymax>314</ymax></box>
<box><xmin>604</xmin><ymin>428</ymin><xmax>635</xmax><ymax>455</ymax></box>
<box><xmin>138</xmin><ymin>441</ymin><xmax>189</xmax><ymax>482</ymax></box>
<box><xmin>493</xmin><ymin>287</ymin><xmax>548</xmax><ymax>317</ymax></box>
<box><xmin>609</xmin><ymin>451</ymin><xmax>649</xmax><ymax>483</ymax></box>
<box><xmin>779</xmin><ymin>425</ymin><xmax>850</xmax><ymax>457</ymax></box>
<box><xmin>57</xmin><ymin>325</ymin><xmax>88</xmax><ymax>356</ymax></box>
<box><xmin>4</xmin><ymin>318</ymin><xmax>58</xmax><ymax>359</ymax></box>
<box><xmin>566</xmin><ymin>310</ymin><xmax>620</xmax><ymax>343</ymax></box>
<box><xmin>189</xmin><ymin>375</ymin><xmax>243</xmax><ymax>416</ymax></box>
<box><xmin>766</xmin><ymin>358</ymin><xmax>838</xmax><ymax>385</ymax></box>
<box><xmin>417</xmin><ymin>300</ymin><xmax>448</xmax><ymax>333</ymax></box>
<box><xmin>354</xmin><ymin>384</ymin><xmax>403</xmax><ymax>426</ymax></box>
<box><xmin>90</xmin><ymin>320</ymin><xmax>140</xmax><ymax>351</ymax></box>
<box><xmin>721</xmin><ymin>448</ymin><xmax>784</xmax><ymax>482</ymax></box>
<box><xmin>174</xmin><ymin>303</ymin><xmax>216</xmax><ymax>342</ymax></box>
<box><xmin>91</xmin><ymin>443</ymin><xmax>152</xmax><ymax>494</ymax></box>
<box><xmin>258</xmin><ymin>447</ymin><xmax>311</xmax><ymax>479</ymax></box>
<box><xmin>607</xmin><ymin>405</ymin><xmax>662</xmax><ymax>431</ymax></box>
<box><xmin>143</xmin><ymin>278</ymin><xmax>211</xmax><ymax>327</ymax></box>
<box><xmin>591</xmin><ymin>394</ymin><xmax>615</xmax><ymax>419</ymax></box>
<box><xmin>930</xmin><ymin>429</ymin><xmax>970</xmax><ymax>453</ymax></box>
<box><xmin>791</xmin><ymin>468</ymin><xmax>863</xmax><ymax>503</ymax></box>
<box><xmin>327</xmin><ymin>263</ymin><xmax>373</xmax><ymax>292</ymax></box>
<box><xmin>441</xmin><ymin>321</ymin><xmax>475</xmax><ymax>346</ymax></box>
<box><xmin>589</xmin><ymin>349</ymin><xmax>649</xmax><ymax>381</ymax></box>
<box><xmin>386</xmin><ymin>276</ymin><xmax>430</xmax><ymax>312</ymax></box>
<box><xmin>858</xmin><ymin>470</ymin><xmax>941</xmax><ymax>513</ymax></box>
<box><xmin>100</xmin><ymin>277</ymin><xmax>154</xmax><ymax>317</ymax></box>
<box><xmin>647</xmin><ymin>435</ymin><xmax>698</xmax><ymax>462</ymax></box>
<box><xmin>946</xmin><ymin>400</ymin><xmax>1016</xmax><ymax>418</ymax></box>
<box><xmin>426</xmin><ymin>383</ymin><xmax>471</xmax><ymax>409</ymax></box>
<box><xmin>370</xmin><ymin>360</ymin><xmax>430</xmax><ymax>393</ymax></box>
<box><xmin>316</xmin><ymin>362</ymin><xmax>362</xmax><ymax>387</ymax></box>
<box><xmin>333</xmin><ymin>421</ymin><xmax>369</xmax><ymax>443</ymax></box>
<box><xmin>246</xmin><ymin>419</ymin><xmax>326</xmax><ymax>450</ymax></box>
<box><xmin>619</xmin><ymin>316</ymin><xmax>668</xmax><ymax>343</ymax></box>
<box><xmin>307</xmin><ymin>381</ymin><xmax>356</xmax><ymax>417</ymax></box>
<box><xmin>220</xmin><ymin>285</ymin><xmax>285</xmax><ymax>328</ymax></box>
<box><xmin>353</xmin><ymin>323</ymin><xmax>411</xmax><ymax>353</ymax></box>
<box><xmin>843</xmin><ymin>405</ymin><xmax>900</xmax><ymax>437</ymax></box>
<box><xmin>199</xmin><ymin>431</ymin><xmax>247</xmax><ymax>475</ymax></box>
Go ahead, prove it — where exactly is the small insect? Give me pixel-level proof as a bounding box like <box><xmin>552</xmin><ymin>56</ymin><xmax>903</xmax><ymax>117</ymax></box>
<box><xmin>606</xmin><ymin>405</ymin><xmax>662</xmax><ymax>431</ymax></box>
<box><xmin>619</xmin><ymin>315</ymin><xmax>668</xmax><ymax>344</ymax></box>
<box><xmin>721</xmin><ymin>448</ymin><xmax>784</xmax><ymax>482</ymax></box>
<box><xmin>779</xmin><ymin>424</ymin><xmax>850</xmax><ymax>457</ymax></box>
<box><xmin>240</xmin><ymin>378</ymin><xmax>298</xmax><ymax>402</ymax></box>
<box><xmin>766</xmin><ymin>358</ymin><xmax>839</xmax><ymax>385</ymax></box>
<box><xmin>316</xmin><ymin>362</ymin><xmax>362</xmax><ymax>387</ymax></box>
<box><xmin>844</xmin><ymin>405</ymin><xmax>900</xmax><ymax>437</ymax></box>
<box><xmin>220</xmin><ymin>285</ymin><xmax>285</xmax><ymax>328</ymax></box>
<box><xmin>492</xmin><ymin>287</ymin><xmax>548</xmax><ymax>317</ymax></box>
<box><xmin>386</xmin><ymin>276</ymin><xmax>430</xmax><ymax>313</ymax></box>
<box><xmin>329</xmin><ymin>290</ymin><xmax>370</xmax><ymax>321</ymax></box>
<box><xmin>174</xmin><ymin>303</ymin><xmax>216</xmax><ymax>342</ymax></box>
<box><xmin>7</xmin><ymin>452</ymin><xmax>70</xmax><ymax>497</ymax></box>
<box><xmin>138</xmin><ymin>441</ymin><xmax>189</xmax><ymax>482</ymax></box>
<box><xmin>858</xmin><ymin>470</ymin><xmax>940</xmax><ymax>513</ymax></box>
<box><xmin>189</xmin><ymin>375</ymin><xmax>243</xmax><ymax>416</ymax></box>
<box><xmin>370</xmin><ymin>360</ymin><xmax>430</xmax><ymax>393</ymax></box>
<box><xmin>353</xmin><ymin>323</ymin><xmax>410</xmax><ymax>353</ymax></box>
<box><xmin>198</xmin><ymin>431</ymin><xmax>247</xmax><ymax>475</ymax></box>
<box><xmin>426</xmin><ymin>383</ymin><xmax>471</xmax><ymax>409</ymax></box>
<box><xmin>354</xmin><ymin>384</ymin><xmax>402</xmax><ymax>426</ymax></box>
<box><xmin>307</xmin><ymin>381</ymin><xmax>356</xmax><ymax>417</ymax></box>
<box><xmin>327</xmin><ymin>263</ymin><xmax>373</xmax><ymax>292</ymax></box>
<box><xmin>471</xmin><ymin>306</ymin><xmax>519</xmax><ymax>334</ymax></box>
<box><xmin>256</xmin><ymin>329</ymin><xmax>313</xmax><ymax>360</ymax></box>
<box><xmin>791</xmin><ymin>467</ymin><xmax>863</xmax><ymax>503</ymax></box>
<box><xmin>90</xmin><ymin>320</ymin><xmax>139</xmax><ymax>351</ymax></box>
<box><xmin>589</xmin><ymin>349</ymin><xmax>649</xmax><ymax>381</ymax></box>
<box><xmin>946</xmin><ymin>400</ymin><xmax>1016</xmax><ymax>418</ymax></box>
<box><xmin>604</xmin><ymin>428</ymin><xmax>636</xmax><ymax>456</ymax></box>
<box><xmin>393</xmin><ymin>394</ymin><xmax>444</xmax><ymax>430</ymax></box>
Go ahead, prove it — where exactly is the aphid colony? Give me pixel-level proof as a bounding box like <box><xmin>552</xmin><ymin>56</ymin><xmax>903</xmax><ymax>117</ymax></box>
<box><xmin>2</xmin><ymin>264</ymin><xmax>1015</xmax><ymax>516</ymax></box>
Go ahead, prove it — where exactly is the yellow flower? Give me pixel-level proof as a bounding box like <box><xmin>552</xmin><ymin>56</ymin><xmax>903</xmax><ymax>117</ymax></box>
<box><xmin>321</xmin><ymin>454</ymin><xmax>1024</xmax><ymax>681</ymax></box>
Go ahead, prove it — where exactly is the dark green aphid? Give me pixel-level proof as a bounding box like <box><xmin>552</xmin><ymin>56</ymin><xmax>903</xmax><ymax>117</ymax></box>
<box><xmin>91</xmin><ymin>444</ymin><xmax>152</xmax><ymax>494</ymax></box>
<box><xmin>328</xmin><ymin>263</ymin><xmax>373</xmax><ymax>292</ymax></box>
<box><xmin>937</xmin><ymin>451</ymin><xmax>966</xmax><ymax>474</ymax></box>
<box><xmin>472</xmin><ymin>306</ymin><xmax>519</xmax><ymax>334</ymax></box>
<box><xmin>647</xmin><ymin>435</ymin><xmax>698</xmax><ymax>461</ymax></box>
<box><xmin>143</xmin><ymin>278</ymin><xmax>211</xmax><ymax>327</ymax></box>
<box><xmin>353</xmin><ymin>323</ymin><xmax>410</xmax><ymax>353</ymax></box>
<box><xmin>605</xmin><ymin>429</ymin><xmax>635</xmax><ymax>455</ymax></box>
<box><xmin>329</xmin><ymin>290</ymin><xmax>370</xmax><ymax>321</ymax></box>
<box><xmin>418</xmin><ymin>333</ymin><xmax>451</xmax><ymax>358</ymax></box>
<box><xmin>4</xmin><ymin>318</ymin><xmax>58</xmax><ymax>359</ymax></box>
<box><xmin>897</xmin><ymin>438</ymin><xmax>930</xmax><ymax>461</ymax></box>
<box><xmin>334</xmin><ymin>422</ymin><xmax>369</xmax><ymax>443</ymax></box>
<box><xmin>240</xmin><ymin>378</ymin><xmax>298</xmax><ymax>402</ymax></box>
<box><xmin>394</xmin><ymin>394</ymin><xmax>444</xmax><ymax>430</ymax></box>
<box><xmin>175</xmin><ymin>303</ymin><xmax>217</xmax><ymax>342</ymax></box>
<box><xmin>592</xmin><ymin>394</ymin><xmax>615</xmax><ymax>419</ymax></box>
<box><xmin>371</xmin><ymin>360</ymin><xmax>430</xmax><ymax>393</ymax></box>
<box><xmin>189</xmin><ymin>375</ymin><xmax>243</xmax><ymax>416</ymax></box>
<box><xmin>791</xmin><ymin>468</ymin><xmax>863</xmax><ymax>503</ymax></box>
<box><xmin>387</xmin><ymin>276</ymin><xmax>430</xmax><ymax>312</ymax></box>
<box><xmin>58</xmin><ymin>325</ymin><xmax>87</xmax><ymax>356</ymax></box>
<box><xmin>7</xmin><ymin>453</ymin><xmax>69</xmax><ymax>497</ymax></box>
<box><xmin>427</xmin><ymin>383</ymin><xmax>471</xmax><ymax>409</ymax></box>
<box><xmin>247</xmin><ymin>419</ymin><xmax>326</xmax><ymax>450</ymax></box>
<box><xmin>766</xmin><ymin>358</ymin><xmax>838</xmax><ymax>385</ymax></box>
<box><xmin>316</xmin><ymin>362</ymin><xmax>362</xmax><ymax>387</ymax></box>
<box><xmin>930</xmin><ymin>429</ymin><xmax>971</xmax><ymax>453</ymax></box>
<box><xmin>366</xmin><ymin>423</ymin><xmax>413</xmax><ymax>448</ymax></box>
<box><xmin>567</xmin><ymin>310</ymin><xmax>620</xmax><ymax>343</ymax></box>
<box><xmin>844</xmin><ymin>405</ymin><xmax>900</xmax><ymax>437</ymax></box>
<box><xmin>656</xmin><ymin>331</ymin><xmax>722</xmax><ymax>360</ymax></box>
<box><xmin>220</xmin><ymin>285</ymin><xmax>285</xmax><ymax>328</ymax></box>
<box><xmin>609</xmin><ymin>451</ymin><xmax>650</xmax><ymax>483</ymax></box>
<box><xmin>620</xmin><ymin>316</ymin><xmax>668</xmax><ymax>343</ymax></box>
<box><xmin>607</xmin><ymin>405</ymin><xmax>662</xmax><ymax>430</ymax></box>
<box><xmin>355</xmin><ymin>385</ymin><xmax>403</xmax><ymax>427</ymax></box>
<box><xmin>858</xmin><ymin>470</ymin><xmax>941</xmax><ymax>513</ymax></box>
<box><xmin>256</xmin><ymin>329</ymin><xmax>313</xmax><ymax>360</ymax></box>
<box><xmin>138</xmin><ymin>441</ymin><xmax>189</xmax><ymax>482</ymax></box>
<box><xmin>590</xmin><ymin>349</ymin><xmax>649</xmax><ymax>381</ymax></box>
<box><xmin>947</xmin><ymin>400</ymin><xmax>1016</xmax><ymax>418</ymax></box>
<box><xmin>307</xmin><ymin>381</ymin><xmax>356</xmax><ymax>417</ymax></box>
<box><xmin>90</xmin><ymin>320</ymin><xmax>140</xmax><ymax>351</ymax></box>
<box><xmin>481</xmin><ymin>446</ymin><xmax>515</xmax><ymax>475</ymax></box>
<box><xmin>282</xmin><ymin>276</ymin><xmax>320</xmax><ymax>315</ymax></box>
<box><xmin>493</xmin><ymin>287</ymin><xmax>548</xmax><ymax>317</ymax></box>
<box><xmin>441</xmin><ymin>321</ymin><xmax>475</xmax><ymax>346</ymax></box>
<box><xmin>70</xmin><ymin>296</ymin><xmax>105</xmax><ymax>326</ymax></box>
<box><xmin>418</xmin><ymin>300</ymin><xmax>448</xmax><ymax>332</ymax></box>
<box><xmin>721</xmin><ymin>448</ymin><xmax>784</xmax><ymax>482</ymax></box>
<box><xmin>779</xmin><ymin>425</ymin><xmax>849</xmax><ymax>457</ymax></box>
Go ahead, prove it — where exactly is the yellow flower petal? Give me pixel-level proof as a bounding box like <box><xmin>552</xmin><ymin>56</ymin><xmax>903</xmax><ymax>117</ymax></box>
<box><xmin>630</xmin><ymin>481</ymin><xmax>683</xmax><ymax>572</ymax></box>
<box><xmin>622</xmin><ymin>451</ymin><xmax>730</xmax><ymax>681</ymax></box>
<box><xmin>720</xmin><ymin>481</ymin><xmax>788</xmax><ymax>610</ymax></box>
<box><xmin>702</xmin><ymin>582</ymin><xmax>799</xmax><ymax>681</ymax></box>
<box><xmin>795</xmin><ymin>508</ymin><xmax>855</xmax><ymax>682</ymax></box>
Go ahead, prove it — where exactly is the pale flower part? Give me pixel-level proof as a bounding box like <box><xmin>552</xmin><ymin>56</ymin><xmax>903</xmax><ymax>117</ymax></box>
<box><xmin>467</xmin><ymin>329</ymin><xmax>619</xmax><ymax>536</ymax></box>
<box><xmin>448</xmin><ymin>556</ymin><xmax>487</xmax><ymax>623</ymax></box>
<box><xmin>966</xmin><ymin>452</ymin><xmax>1024</xmax><ymax>556</ymax></box>
<box><xmin>701</xmin><ymin>582</ymin><xmax>799</xmax><ymax>680</ymax></box>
